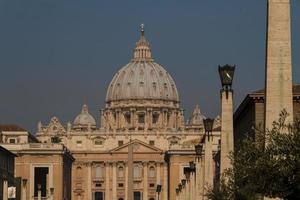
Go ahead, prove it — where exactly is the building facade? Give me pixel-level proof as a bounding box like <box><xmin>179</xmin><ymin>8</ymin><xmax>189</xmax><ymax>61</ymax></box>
<box><xmin>234</xmin><ymin>84</ymin><xmax>300</xmax><ymax>147</ymax></box>
<box><xmin>0</xmin><ymin>146</ymin><xmax>16</xmax><ymax>200</ymax></box>
<box><xmin>34</xmin><ymin>27</ymin><xmax>221</xmax><ymax>200</ymax></box>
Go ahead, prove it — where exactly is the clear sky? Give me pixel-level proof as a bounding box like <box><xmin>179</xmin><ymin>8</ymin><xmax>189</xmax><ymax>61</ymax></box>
<box><xmin>0</xmin><ymin>0</ymin><xmax>299</xmax><ymax>133</ymax></box>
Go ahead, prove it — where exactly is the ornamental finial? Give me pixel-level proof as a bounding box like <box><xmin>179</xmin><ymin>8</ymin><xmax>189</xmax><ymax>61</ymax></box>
<box><xmin>140</xmin><ymin>23</ymin><xmax>145</xmax><ymax>36</ymax></box>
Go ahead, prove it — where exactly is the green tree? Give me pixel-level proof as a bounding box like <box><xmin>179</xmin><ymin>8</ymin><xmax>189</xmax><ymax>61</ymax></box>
<box><xmin>207</xmin><ymin>111</ymin><xmax>300</xmax><ymax>200</ymax></box>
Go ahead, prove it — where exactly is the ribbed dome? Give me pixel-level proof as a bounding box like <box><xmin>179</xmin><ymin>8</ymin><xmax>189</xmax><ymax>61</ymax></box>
<box><xmin>74</xmin><ymin>104</ymin><xmax>96</xmax><ymax>127</ymax></box>
<box><xmin>106</xmin><ymin>25</ymin><xmax>179</xmax><ymax>103</ymax></box>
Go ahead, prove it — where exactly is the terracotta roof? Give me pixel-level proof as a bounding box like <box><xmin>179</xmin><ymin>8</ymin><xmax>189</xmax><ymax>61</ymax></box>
<box><xmin>0</xmin><ymin>125</ymin><xmax>27</xmax><ymax>131</ymax></box>
<box><xmin>252</xmin><ymin>84</ymin><xmax>300</xmax><ymax>95</ymax></box>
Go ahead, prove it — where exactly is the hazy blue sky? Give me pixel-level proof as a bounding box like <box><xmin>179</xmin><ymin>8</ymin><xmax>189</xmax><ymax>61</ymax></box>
<box><xmin>0</xmin><ymin>0</ymin><xmax>299</xmax><ymax>133</ymax></box>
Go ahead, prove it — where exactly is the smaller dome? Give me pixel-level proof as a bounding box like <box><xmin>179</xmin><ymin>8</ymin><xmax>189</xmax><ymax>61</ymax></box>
<box><xmin>187</xmin><ymin>105</ymin><xmax>205</xmax><ymax>126</ymax></box>
<box><xmin>74</xmin><ymin>104</ymin><xmax>96</xmax><ymax>127</ymax></box>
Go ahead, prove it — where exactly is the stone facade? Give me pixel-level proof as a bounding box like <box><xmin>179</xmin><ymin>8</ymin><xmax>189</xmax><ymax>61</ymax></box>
<box><xmin>34</xmin><ymin>27</ymin><xmax>221</xmax><ymax>200</ymax></box>
<box><xmin>234</xmin><ymin>84</ymin><xmax>300</xmax><ymax>147</ymax></box>
<box><xmin>0</xmin><ymin>146</ymin><xmax>15</xmax><ymax>200</ymax></box>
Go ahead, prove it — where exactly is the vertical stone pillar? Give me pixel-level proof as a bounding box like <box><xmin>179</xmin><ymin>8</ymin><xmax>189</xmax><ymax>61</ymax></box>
<box><xmin>156</xmin><ymin>163</ymin><xmax>161</xmax><ymax>185</ymax></box>
<box><xmin>195</xmin><ymin>157</ymin><xmax>203</xmax><ymax>200</ymax></box>
<box><xmin>127</xmin><ymin>142</ymin><xmax>134</xmax><ymax>200</ymax></box>
<box><xmin>125</xmin><ymin>163</ymin><xmax>128</xmax><ymax>200</ymax></box>
<box><xmin>22</xmin><ymin>179</ymin><xmax>27</xmax><ymax>200</ymax></box>
<box><xmin>265</xmin><ymin>0</ymin><xmax>293</xmax><ymax>129</ymax></box>
<box><xmin>149</xmin><ymin>109</ymin><xmax>153</xmax><ymax>128</ymax></box>
<box><xmin>143</xmin><ymin>162</ymin><xmax>148</xmax><ymax>200</ymax></box>
<box><xmin>190</xmin><ymin>172</ymin><xmax>195</xmax><ymax>200</ymax></box>
<box><xmin>87</xmin><ymin>163</ymin><xmax>92</xmax><ymax>200</ymax></box>
<box><xmin>204</xmin><ymin>137</ymin><xmax>213</xmax><ymax>199</ymax></box>
<box><xmin>3</xmin><ymin>179</ymin><xmax>8</xmax><ymax>200</ymax></box>
<box><xmin>100</xmin><ymin>109</ymin><xmax>105</xmax><ymax>129</ymax></box>
<box><xmin>220</xmin><ymin>91</ymin><xmax>234</xmax><ymax>175</ymax></box>
<box><xmin>112</xmin><ymin>162</ymin><xmax>117</xmax><ymax>200</ymax></box>
<box><xmin>195</xmin><ymin>158</ymin><xmax>201</xmax><ymax>200</ymax></box>
<box><xmin>163</xmin><ymin>163</ymin><xmax>168</xmax><ymax>200</ymax></box>
<box><xmin>186</xmin><ymin>180</ymin><xmax>190</xmax><ymax>200</ymax></box>
<box><xmin>105</xmin><ymin>162</ymin><xmax>110</xmax><ymax>200</ymax></box>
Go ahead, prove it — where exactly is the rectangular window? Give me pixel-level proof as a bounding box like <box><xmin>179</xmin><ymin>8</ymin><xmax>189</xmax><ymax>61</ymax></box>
<box><xmin>118</xmin><ymin>141</ymin><xmax>124</xmax><ymax>146</ymax></box>
<box><xmin>9</xmin><ymin>138</ymin><xmax>16</xmax><ymax>144</ymax></box>
<box><xmin>149</xmin><ymin>183</ymin><xmax>155</xmax><ymax>188</ymax></box>
<box><xmin>138</xmin><ymin>114</ymin><xmax>145</xmax><ymax>123</ymax></box>
<box><xmin>152</xmin><ymin>113</ymin><xmax>159</xmax><ymax>124</ymax></box>
<box><xmin>149</xmin><ymin>141</ymin><xmax>155</xmax><ymax>146</ymax></box>
<box><xmin>125</xmin><ymin>113</ymin><xmax>131</xmax><ymax>124</ymax></box>
<box><xmin>34</xmin><ymin>167</ymin><xmax>49</xmax><ymax>197</ymax></box>
<box><xmin>94</xmin><ymin>140</ymin><xmax>103</xmax><ymax>146</ymax></box>
<box><xmin>95</xmin><ymin>183</ymin><xmax>102</xmax><ymax>187</ymax></box>
<box><xmin>118</xmin><ymin>183</ymin><xmax>124</xmax><ymax>187</ymax></box>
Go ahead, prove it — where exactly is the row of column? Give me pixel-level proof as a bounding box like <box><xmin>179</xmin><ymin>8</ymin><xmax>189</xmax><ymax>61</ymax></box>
<box><xmin>175</xmin><ymin>137</ymin><xmax>214</xmax><ymax>200</ymax></box>
<box><xmin>84</xmin><ymin>161</ymin><xmax>168</xmax><ymax>200</ymax></box>
<box><xmin>101</xmin><ymin>108</ymin><xmax>184</xmax><ymax>131</ymax></box>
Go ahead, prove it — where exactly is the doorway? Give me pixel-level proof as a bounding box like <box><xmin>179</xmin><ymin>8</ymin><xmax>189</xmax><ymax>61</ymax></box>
<box><xmin>134</xmin><ymin>191</ymin><xmax>141</xmax><ymax>200</ymax></box>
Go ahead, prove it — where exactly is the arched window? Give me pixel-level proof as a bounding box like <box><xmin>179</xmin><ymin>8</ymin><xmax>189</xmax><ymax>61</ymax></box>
<box><xmin>149</xmin><ymin>198</ymin><xmax>155</xmax><ymax>200</ymax></box>
<box><xmin>133</xmin><ymin>165</ymin><xmax>141</xmax><ymax>178</ymax></box>
<box><xmin>118</xmin><ymin>166</ymin><xmax>124</xmax><ymax>178</ymax></box>
<box><xmin>95</xmin><ymin>166</ymin><xmax>102</xmax><ymax>178</ymax></box>
<box><xmin>149</xmin><ymin>166</ymin><xmax>155</xmax><ymax>178</ymax></box>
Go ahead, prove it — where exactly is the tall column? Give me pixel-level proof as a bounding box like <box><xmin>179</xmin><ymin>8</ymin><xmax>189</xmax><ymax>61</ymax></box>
<box><xmin>204</xmin><ymin>137</ymin><xmax>213</xmax><ymax>199</ymax></box>
<box><xmin>125</xmin><ymin>163</ymin><xmax>128</xmax><ymax>200</ymax></box>
<box><xmin>100</xmin><ymin>109</ymin><xmax>105</xmax><ymax>129</ymax></box>
<box><xmin>105</xmin><ymin>162</ymin><xmax>110</xmax><ymax>200</ymax></box>
<box><xmin>127</xmin><ymin>142</ymin><xmax>133</xmax><ymax>200</ymax></box>
<box><xmin>190</xmin><ymin>172</ymin><xmax>195</xmax><ymax>200</ymax></box>
<box><xmin>22</xmin><ymin>179</ymin><xmax>27</xmax><ymax>200</ymax></box>
<box><xmin>195</xmin><ymin>157</ymin><xmax>202</xmax><ymax>200</ymax></box>
<box><xmin>265</xmin><ymin>0</ymin><xmax>293</xmax><ymax>129</ymax></box>
<box><xmin>163</xmin><ymin>163</ymin><xmax>168</xmax><ymax>200</ymax></box>
<box><xmin>87</xmin><ymin>163</ymin><xmax>92</xmax><ymax>200</ymax></box>
<box><xmin>220</xmin><ymin>90</ymin><xmax>234</xmax><ymax>175</ymax></box>
<box><xmin>143</xmin><ymin>162</ymin><xmax>148</xmax><ymax>200</ymax></box>
<box><xmin>3</xmin><ymin>179</ymin><xmax>8</xmax><ymax>200</ymax></box>
<box><xmin>112</xmin><ymin>162</ymin><xmax>117</xmax><ymax>200</ymax></box>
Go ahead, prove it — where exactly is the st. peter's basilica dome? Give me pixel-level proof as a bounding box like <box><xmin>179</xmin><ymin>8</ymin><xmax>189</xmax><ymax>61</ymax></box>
<box><xmin>106</xmin><ymin>25</ymin><xmax>179</xmax><ymax>103</ymax></box>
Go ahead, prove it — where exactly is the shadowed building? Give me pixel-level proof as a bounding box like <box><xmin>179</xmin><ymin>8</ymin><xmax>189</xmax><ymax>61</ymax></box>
<box><xmin>234</xmin><ymin>84</ymin><xmax>300</xmax><ymax>148</ymax></box>
<box><xmin>0</xmin><ymin>146</ymin><xmax>16</xmax><ymax>200</ymax></box>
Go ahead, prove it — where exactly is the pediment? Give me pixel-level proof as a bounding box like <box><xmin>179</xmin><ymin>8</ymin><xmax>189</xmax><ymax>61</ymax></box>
<box><xmin>109</xmin><ymin>139</ymin><xmax>163</xmax><ymax>154</ymax></box>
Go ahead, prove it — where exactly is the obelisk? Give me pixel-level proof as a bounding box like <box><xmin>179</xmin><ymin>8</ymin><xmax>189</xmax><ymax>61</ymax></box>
<box><xmin>265</xmin><ymin>0</ymin><xmax>293</xmax><ymax>130</ymax></box>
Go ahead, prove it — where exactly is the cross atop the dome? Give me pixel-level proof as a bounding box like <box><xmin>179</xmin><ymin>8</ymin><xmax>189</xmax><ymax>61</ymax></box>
<box><xmin>140</xmin><ymin>23</ymin><xmax>145</xmax><ymax>36</ymax></box>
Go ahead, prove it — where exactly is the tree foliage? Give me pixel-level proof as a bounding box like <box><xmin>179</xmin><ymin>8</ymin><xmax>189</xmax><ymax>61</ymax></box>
<box><xmin>207</xmin><ymin>111</ymin><xmax>300</xmax><ymax>200</ymax></box>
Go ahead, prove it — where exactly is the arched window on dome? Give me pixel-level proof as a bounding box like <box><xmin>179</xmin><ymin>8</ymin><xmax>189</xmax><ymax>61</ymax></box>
<box><xmin>152</xmin><ymin>113</ymin><xmax>159</xmax><ymax>124</ymax></box>
<box><xmin>124</xmin><ymin>112</ymin><xmax>131</xmax><ymax>125</ymax></box>
<box><xmin>138</xmin><ymin>113</ymin><xmax>145</xmax><ymax>124</ymax></box>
